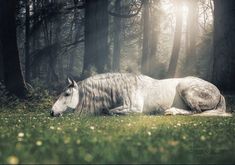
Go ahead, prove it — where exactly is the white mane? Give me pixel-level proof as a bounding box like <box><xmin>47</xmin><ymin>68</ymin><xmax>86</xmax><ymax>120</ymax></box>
<box><xmin>76</xmin><ymin>73</ymin><xmax>139</xmax><ymax>115</ymax></box>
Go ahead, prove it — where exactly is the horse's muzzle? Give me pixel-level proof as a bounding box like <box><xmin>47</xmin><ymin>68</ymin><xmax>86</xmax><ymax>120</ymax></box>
<box><xmin>50</xmin><ymin>110</ymin><xmax>60</xmax><ymax>117</ymax></box>
<box><xmin>50</xmin><ymin>110</ymin><xmax>54</xmax><ymax>117</ymax></box>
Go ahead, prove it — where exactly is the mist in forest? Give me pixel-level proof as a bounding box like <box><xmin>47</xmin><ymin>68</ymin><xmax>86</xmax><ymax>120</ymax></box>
<box><xmin>0</xmin><ymin>0</ymin><xmax>235</xmax><ymax>97</ymax></box>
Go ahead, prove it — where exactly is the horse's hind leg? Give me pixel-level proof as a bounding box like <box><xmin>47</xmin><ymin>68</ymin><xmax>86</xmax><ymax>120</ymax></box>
<box><xmin>192</xmin><ymin>110</ymin><xmax>232</xmax><ymax>117</ymax></box>
<box><xmin>176</xmin><ymin>79</ymin><xmax>220</xmax><ymax>112</ymax></box>
<box><xmin>177</xmin><ymin>79</ymin><xmax>231</xmax><ymax>116</ymax></box>
<box><xmin>192</xmin><ymin>96</ymin><xmax>232</xmax><ymax>117</ymax></box>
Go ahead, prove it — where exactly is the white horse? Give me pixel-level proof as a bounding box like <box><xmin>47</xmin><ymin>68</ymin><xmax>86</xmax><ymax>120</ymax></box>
<box><xmin>51</xmin><ymin>73</ymin><xmax>232</xmax><ymax>117</ymax></box>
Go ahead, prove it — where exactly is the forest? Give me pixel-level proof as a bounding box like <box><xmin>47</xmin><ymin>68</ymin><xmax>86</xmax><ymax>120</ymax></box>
<box><xmin>0</xmin><ymin>0</ymin><xmax>235</xmax><ymax>164</ymax></box>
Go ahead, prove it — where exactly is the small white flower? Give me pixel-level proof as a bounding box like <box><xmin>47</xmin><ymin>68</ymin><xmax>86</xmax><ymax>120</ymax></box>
<box><xmin>200</xmin><ymin>135</ymin><xmax>206</xmax><ymax>141</ymax></box>
<box><xmin>90</xmin><ymin>126</ymin><xmax>95</xmax><ymax>130</ymax></box>
<box><xmin>18</xmin><ymin>132</ymin><xmax>24</xmax><ymax>138</ymax></box>
<box><xmin>177</xmin><ymin>123</ymin><xmax>181</xmax><ymax>126</ymax></box>
<box><xmin>147</xmin><ymin>131</ymin><xmax>152</xmax><ymax>136</ymax></box>
<box><xmin>76</xmin><ymin>139</ymin><xmax>81</xmax><ymax>144</ymax></box>
<box><xmin>7</xmin><ymin>155</ymin><xmax>19</xmax><ymax>165</ymax></box>
<box><xmin>36</xmin><ymin>140</ymin><xmax>43</xmax><ymax>146</ymax></box>
<box><xmin>50</xmin><ymin>126</ymin><xmax>55</xmax><ymax>130</ymax></box>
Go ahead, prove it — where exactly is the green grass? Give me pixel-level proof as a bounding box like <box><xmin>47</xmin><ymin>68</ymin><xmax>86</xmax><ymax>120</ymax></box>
<box><xmin>0</xmin><ymin>109</ymin><xmax>235</xmax><ymax>164</ymax></box>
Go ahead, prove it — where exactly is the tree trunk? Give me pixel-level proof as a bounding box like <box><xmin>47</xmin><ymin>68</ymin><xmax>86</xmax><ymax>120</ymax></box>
<box><xmin>0</xmin><ymin>0</ymin><xmax>27</xmax><ymax>98</ymax></box>
<box><xmin>184</xmin><ymin>0</ymin><xmax>198</xmax><ymax>75</ymax></box>
<box><xmin>167</xmin><ymin>1</ymin><xmax>183</xmax><ymax>78</ymax></box>
<box><xmin>141</xmin><ymin>0</ymin><xmax>150</xmax><ymax>75</ymax></box>
<box><xmin>0</xmin><ymin>41</ymin><xmax>4</xmax><ymax>81</ymax></box>
<box><xmin>25</xmin><ymin>0</ymin><xmax>31</xmax><ymax>83</ymax></box>
<box><xmin>149</xmin><ymin>0</ymin><xmax>160</xmax><ymax>77</ymax></box>
<box><xmin>48</xmin><ymin>35</ymin><xmax>59</xmax><ymax>83</ymax></box>
<box><xmin>55</xmin><ymin>17</ymin><xmax>63</xmax><ymax>81</ymax></box>
<box><xmin>112</xmin><ymin>0</ymin><xmax>121</xmax><ymax>72</ymax></box>
<box><xmin>83</xmin><ymin>0</ymin><xmax>109</xmax><ymax>77</ymax></box>
<box><xmin>68</xmin><ymin>0</ymin><xmax>80</xmax><ymax>76</ymax></box>
<box><xmin>31</xmin><ymin>0</ymin><xmax>38</xmax><ymax>80</ymax></box>
<box><xmin>212</xmin><ymin>0</ymin><xmax>235</xmax><ymax>91</ymax></box>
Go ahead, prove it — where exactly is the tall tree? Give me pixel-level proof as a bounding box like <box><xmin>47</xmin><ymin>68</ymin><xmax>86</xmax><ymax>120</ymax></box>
<box><xmin>54</xmin><ymin>14</ymin><xmax>63</xmax><ymax>81</ymax></box>
<box><xmin>68</xmin><ymin>0</ymin><xmax>81</xmax><ymax>76</ymax></box>
<box><xmin>184</xmin><ymin>0</ymin><xmax>198</xmax><ymax>75</ymax></box>
<box><xmin>141</xmin><ymin>0</ymin><xmax>150</xmax><ymax>75</ymax></box>
<box><xmin>149</xmin><ymin>0</ymin><xmax>160</xmax><ymax>77</ymax></box>
<box><xmin>0</xmin><ymin>0</ymin><xmax>27</xmax><ymax>98</ymax></box>
<box><xmin>212</xmin><ymin>0</ymin><xmax>235</xmax><ymax>91</ymax></box>
<box><xmin>83</xmin><ymin>0</ymin><xmax>109</xmax><ymax>76</ymax></box>
<box><xmin>0</xmin><ymin>42</ymin><xmax>3</xmax><ymax>80</ymax></box>
<box><xmin>112</xmin><ymin>0</ymin><xmax>121</xmax><ymax>72</ymax></box>
<box><xmin>141</xmin><ymin>0</ymin><xmax>159</xmax><ymax>77</ymax></box>
<box><xmin>167</xmin><ymin>0</ymin><xmax>183</xmax><ymax>78</ymax></box>
<box><xmin>25</xmin><ymin>0</ymin><xmax>31</xmax><ymax>83</ymax></box>
<box><xmin>31</xmin><ymin>0</ymin><xmax>39</xmax><ymax>80</ymax></box>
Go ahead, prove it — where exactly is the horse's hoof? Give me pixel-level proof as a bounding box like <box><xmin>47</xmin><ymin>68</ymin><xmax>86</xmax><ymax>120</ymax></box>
<box><xmin>164</xmin><ymin>110</ymin><xmax>174</xmax><ymax>116</ymax></box>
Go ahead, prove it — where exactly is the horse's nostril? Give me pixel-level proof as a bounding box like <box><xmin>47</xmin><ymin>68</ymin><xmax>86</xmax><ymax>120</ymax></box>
<box><xmin>50</xmin><ymin>110</ymin><xmax>54</xmax><ymax>117</ymax></box>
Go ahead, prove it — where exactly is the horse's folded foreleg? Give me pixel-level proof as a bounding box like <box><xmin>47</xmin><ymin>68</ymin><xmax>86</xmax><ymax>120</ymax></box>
<box><xmin>109</xmin><ymin>105</ymin><xmax>141</xmax><ymax>115</ymax></box>
<box><xmin>109</xmin><ymin>106</ymin><xmax>131</xmax><ymax>115</ymax></box>
<box><xmin>164</xmin><ymin>107</ymin><xmax>193</xmax><ymax>116</ymax></box>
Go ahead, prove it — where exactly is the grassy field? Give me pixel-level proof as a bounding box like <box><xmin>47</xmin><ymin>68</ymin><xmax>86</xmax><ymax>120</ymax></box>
<box><xmin>0</xmin><ymin>108</ymin><xmax>235</xmax><ymax>164</ymax></box>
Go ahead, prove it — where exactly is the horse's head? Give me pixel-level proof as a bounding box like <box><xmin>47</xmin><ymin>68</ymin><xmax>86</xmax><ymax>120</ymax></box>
<box><xmin>50</xmin><ymin>78</ymin><xmax>79</xmax><ymax>117</ymax></box>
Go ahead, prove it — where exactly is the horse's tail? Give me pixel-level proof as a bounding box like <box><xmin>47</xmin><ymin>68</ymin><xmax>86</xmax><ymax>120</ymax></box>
<box><xmin>216</xmin><ymin>95</ymin><xmax>226</xmax><ymax>112</ymax></box>
<box><xmin>193</xmin><ymin>95</ymin><xmax>232</xmax><ymax>117</ymax></box>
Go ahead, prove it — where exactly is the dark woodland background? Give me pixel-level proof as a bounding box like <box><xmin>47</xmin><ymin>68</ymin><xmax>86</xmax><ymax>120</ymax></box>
<box><xmin>0</xmin><ymin>0</ymin><xmax>235</xmax><ymax>99</ymax></box>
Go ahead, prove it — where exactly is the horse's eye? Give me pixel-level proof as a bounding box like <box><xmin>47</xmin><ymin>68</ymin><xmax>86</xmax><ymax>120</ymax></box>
<box><xmin>64</xmin><ymin>93</ymin><xmax>70</xmax><ymax>97</ymax></box>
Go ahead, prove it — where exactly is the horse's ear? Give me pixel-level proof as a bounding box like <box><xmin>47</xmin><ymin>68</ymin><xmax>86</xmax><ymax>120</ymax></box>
<box><xmin>67</xmin><ymin>78</ymin><xmax>72</xmax><ymax>85</ymax></box>
<box><xmin>72</xmin><ymin>80</ymin><xmax>78</xmax><ymax>88</ymax></box>
<box><xmin>67</xmin><ymin>77</ymin><xmax>78</xmax><ymax>88</ymax></box>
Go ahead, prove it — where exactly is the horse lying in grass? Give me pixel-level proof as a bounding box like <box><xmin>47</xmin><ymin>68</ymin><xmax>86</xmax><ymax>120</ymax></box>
<box><xmin>50</xmin><ymin>73</ymin><xmax>232</xmax><ymax>117</ymax></box>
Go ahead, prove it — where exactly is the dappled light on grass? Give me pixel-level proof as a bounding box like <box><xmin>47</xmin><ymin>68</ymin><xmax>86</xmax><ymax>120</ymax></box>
<box><xmin>0</xmin><ymin>111</ymin><xmax>235</xmax><ymax>164</ymax></box>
